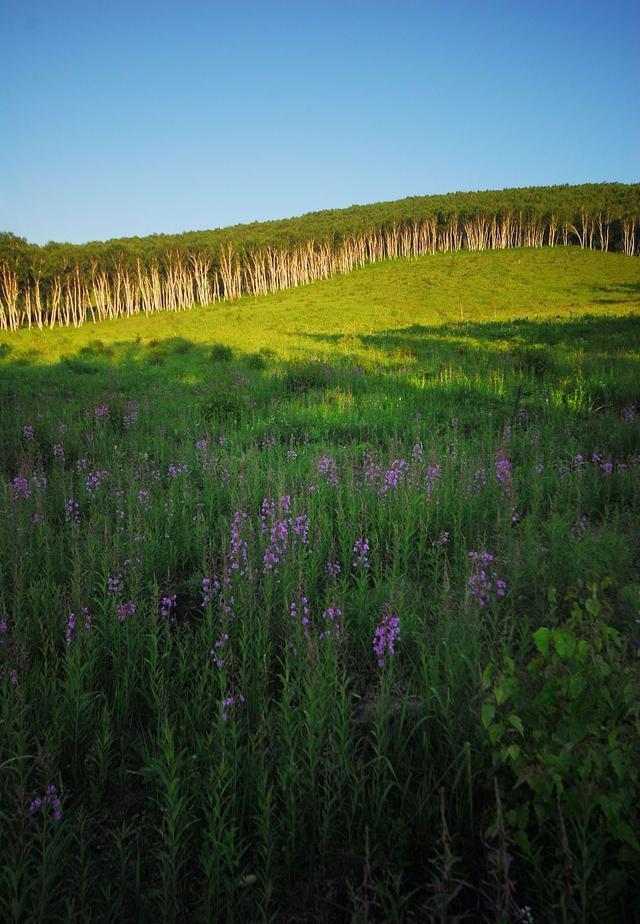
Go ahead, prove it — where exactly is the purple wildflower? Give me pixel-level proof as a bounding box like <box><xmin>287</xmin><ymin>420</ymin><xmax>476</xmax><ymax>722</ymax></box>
<box><xmin>29</xmin><ymin>785</ymin><xmax>63</xmax><ymax>822</ymax></box>
<box><xmin>318</xmin><ymin>454</ymin><xmax>339</xmax><ymax>486</ymax></box>
<box><xmin>325</xmin><ymin>559</ymin><xmax>341</xmax><ymax>578</ymax></box>
<box><xmin>495</xmin><ymin>450</ymin><xmax>512</xmax><ymax>487</ymax></box>
<box><xmin>230</xmin><ymin>511</ymin><xmax>249</xmax><ymax>576</ymax></box>
<box><xmin>210</xmin><ymin>632</ymin><xmax>229</xmax><ymax>668</ymax></box>
<box><xmin>107</xmin><ymin>573</ymin><xmax>124</xmax><ymax>593</ymax></box>
<box><xmin>373</xmin><ymin>613</ymin><xmax>401</xmax><ymax>668</ymax></box>
<box><xmin>159</xmin><ymin>594</ymin><xmax>177</xmax><ymax>618</ymax></box>
<box><xmin>123</xmin><ymin>400</ymin><xmax>139</xmax><ymax>429</ymax></box>
<box><xmin>117</xmin><ymin>601</ymin><xmax>136</xmax><ymax>623</ymax></box>
<box><xmin>352</xmin><ymin>537</ymin><xmax>370</xmax><ymax>570</ymax></box>
<box><xmin>319</xmin><ymin>606</ymin><xmax>342</xmax><ymax>640</ymax></box>
<box><xmin>65</xmin><ymin>498</ymin><xmax>80</xmax><ymax>523</ymax></box>
<box><xmin>221</xmin><ymin>692</ymin><xmax>245</xmax><ymax>723</ymax></box>
<box><xmin>467</xmin><ymin>551</ymin><xmax>506</xmax><ymax>608</ymax></box>
<box><xmin>86</xmin><ymin>470</ymin><xmax>108</xmax><ymax>495</ymax></box>
<box><xmin>11</xmin><ymin>476</ymin><xmax>30</xmax><ymax>501</ymax></box>
<box><xmin>425</xmin><ymin>463</ymin><xmax>441</xmax><ymax>499</ymax></box>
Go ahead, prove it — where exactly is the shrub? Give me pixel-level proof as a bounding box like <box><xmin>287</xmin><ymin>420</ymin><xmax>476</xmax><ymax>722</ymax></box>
<box><xmin>481</xmin><ymin>583</ymin><xmax>640</xmax><ymax>915</ymax></box>
<box><xmin>210</xmin><ymin>343</ymin><xmax>233</xmax><ymax>362</ymax></box>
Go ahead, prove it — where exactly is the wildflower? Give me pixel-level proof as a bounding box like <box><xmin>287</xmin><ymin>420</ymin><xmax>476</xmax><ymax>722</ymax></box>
<box><xmin>22</xmin><ymin>424</ymin><xmax>34</xmax><ymax>441</ymax></box>
<box><xmin>411</xmin><ymin>442</ymin><xmax>424</xmax><ymax>464</ymax></box>
<box><xmin>319</xmin><ymin>606</ymin><xmax>342</xmax><ymax>640</ymax></box>
<box><xmin>31</xmin><ymin>512</ymin><xmax>44</xmax><ymax>526</ymax></box>
<box><xmin>379</xmin><ymin>459</ymin><xmax>409</xmax><ymax>495</ymax></box>
<box><xmin>573</xmin><ymin>516</ymin><xmax>587</xmax><ymax>540</ymax></box>
<box><xmin>137</xmin><ymin>489</ymin><xmax>150</xmax><ymax>507</ymax></box>
<box><xmin>260</xmin><ymin>498</ymin><xmax>276</xmax><ymax>531</ymax></box>
<box><xmin>107</xmin><ymin>573</ymin><xmax>124</xmax><ymax>593</ymax></box>
<box><xmin>210</xmin><ymin>633</ymin><xmax>229</xmax><ymax>668</ymax></box>
<box><xmin>159</xmin><ymin>593</ymin><xmax>177</xmax><ymax>618</ymax></box>
<box><xmin>287</xmin><ymin>449</ymin><xmax>297</xmax><ymax>461</ymax></box>
<box><xmin>290</xmin><ymin>597</ymin><xmax>310</xmax><ymax>630</ymax></box>
<box><xmin>167</xmin><ymin>463</ymin><xmax>187</xmax><ymax>478</ymax></box>
<box><xmin>117</xmin><ymin>601</ymin><xmax>136</xmax><ymax>622</ymax></box>
<box><xmin>318</xmin><ymin>454</ymin><xmax>338</xmax><ymax>486</ymax></box>
<box><xmin>431</xmin><ymin>531</ymin><xmax>449</xmax><ymax>548</ymax></box>
<box><xmin>495</xmin><ymin>449</ymin><xmax>512</xmax><ymax>487</ymax></box>
<box><xmin>425</xmin><ymin>463</ymin><xmax>441</xmax><ymax>498</ymax></box>
<box><xmin>325</xmin><ymin>559</ymin><xmax>341</xmax><ymax>578</ymax></box>
<box><xmin>11</xmin><ymin>476</ymin><xmax>30</xmax><ymax>501</ymax></box>
<box><xmin>29</xmin><ymin>785</ymin><xmax>62</xmax><ymax>822</ymax></box>
<box><xmin>65</xmin><ymin>498</ymin><xmax>80</xmax><ymax>523</ymax></box>
<box><xmin>222</xmin><ymin>693</ymin><xmax>245</xmax><ymax>723</ymax></box>
<box><xmin>467</xmin><ymin>551</ymin><xmax>506</xmax><ymax>608</ymax></box>
<box><xmin>64</xmin><ymin>607</ymin><xmax>90</xmax><ymax>646</ymax></box>
<box><xmin>65</xmin><ymin>612</ymin><xmax>76</xmax><ymax>646</ymax></box>
<box><xmin>86</xmin><ymin>470</ymin><xmax>108</xmax><ymax>495</ymax></box>
<box><xmin>93</xmin><ymin>404</ymin><xmax>109</xmax><ymax>420</ymax></box>
<box><xmin>373</xmin><ymin>613</ymin><xmax>401</xmax><ymax>667</ymax></box>
<box><xmin>623</xmin><ymin>404</ymin><xmax>636</xmax><ymax>424</ymax></box>
<box><xmin>123</xmin><ymin>400</ymin><xmax>139</xmax><ymax>429</ymax></box>
<box><xmin>230</xmin><ymin>511</ymin><xmax>249</xmax><ymax>576</ymax></box>
<box><xmin>352</xmin><ymin>537</ymin><xmax>370</xmax><ymax>570</ymax></box>
<box><xmin>52</xmin><ymin>443</ymin><xmax>65</xmax><ymax>460</ymax></box>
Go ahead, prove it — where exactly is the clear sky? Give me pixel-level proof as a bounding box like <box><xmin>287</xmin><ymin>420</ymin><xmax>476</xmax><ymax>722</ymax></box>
<box><xmin>1</xmin><ymin>0</ymin><xmax>638</xmax><ymax>244</ymax></box>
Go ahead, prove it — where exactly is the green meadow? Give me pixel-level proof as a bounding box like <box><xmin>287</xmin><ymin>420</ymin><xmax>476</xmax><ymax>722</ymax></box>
<box><xmin>1</xmin><ymin>247</ymin><xmax>639</xmax><ymax>922</ymax></box>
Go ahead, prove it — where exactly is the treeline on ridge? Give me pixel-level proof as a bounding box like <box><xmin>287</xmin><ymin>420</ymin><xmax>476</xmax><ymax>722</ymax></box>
<box><xmin>1</xmin><ymin>182</ymin><xmax>638</xmax><ymax>331</ymax></box>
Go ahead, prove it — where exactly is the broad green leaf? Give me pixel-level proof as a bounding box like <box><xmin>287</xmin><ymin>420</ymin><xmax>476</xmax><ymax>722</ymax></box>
<box><xmin>533</xmin><ymin>627</ymin><xmax>550</xmax><ymax>657</ymax></box>
<box><xmin>553</xmin><ymin>628</ymin><xmax>577</xmax><ymax>658</ymax></box>
<box><xmin>481</xmin><ymin>702</ymin><xmax>495</xmax><ymax>729</ymax></box>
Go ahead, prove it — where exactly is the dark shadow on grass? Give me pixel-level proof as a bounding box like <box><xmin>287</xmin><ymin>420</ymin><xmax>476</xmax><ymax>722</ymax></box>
<box><xmin>1</xmin><ymin>313</ymin><xmax>638</xmax><ymax>477</ymax></box>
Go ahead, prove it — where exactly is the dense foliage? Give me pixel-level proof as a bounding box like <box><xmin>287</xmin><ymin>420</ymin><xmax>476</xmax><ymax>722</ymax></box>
<box><xmin>0</xmin><ymin>249</ymin><xmax>639</xmax><ymax>921</ymax></box>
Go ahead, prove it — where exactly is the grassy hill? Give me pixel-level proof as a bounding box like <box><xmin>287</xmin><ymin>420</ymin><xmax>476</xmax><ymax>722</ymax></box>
<box><xmin>2</xmin><ymin>247</ymin><xmax>638</xmax><ymax>366</ymax></box>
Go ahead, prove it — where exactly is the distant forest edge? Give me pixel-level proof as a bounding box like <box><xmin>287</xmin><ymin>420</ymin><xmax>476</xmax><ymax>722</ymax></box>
<box><xmin>1</xmin><ymin>182</ymin><xmax>638</xmax><ymax>331</ymax></box>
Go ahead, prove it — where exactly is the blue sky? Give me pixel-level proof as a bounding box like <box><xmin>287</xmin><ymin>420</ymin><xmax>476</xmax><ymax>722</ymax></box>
<box><xmin>1</xmin><ymin>0</ymin><xmax>638</xmax><ymax>244</ymax></box>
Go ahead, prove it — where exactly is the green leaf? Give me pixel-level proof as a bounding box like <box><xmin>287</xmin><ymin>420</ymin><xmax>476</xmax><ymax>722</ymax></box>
<box><xmin>481</xmin><ymin>702</ymin><xmax>495</xmax><ymax>729</ymax></box>
<box><xmin>506</xmin><ymin>744</ymin><xmax>521</xmax><ymax>762</ymax></box>
<box><xmin>488</xmin><ymin>722</ymin><xmax>504</xmax><ymax>745</ymax></box>
<box><xmin>553</xmin><ymin>628</ymin><xmax>577</xmax><ymax>659</ymax></box>
<box><xmin>533</xmin><ymin>627</ymin><xmax>551</xmax><ymax>657</ymax></box>
<box><xmin>508</xmin><ymin>714</ymin><xmax>524</xmax><ymax>735</ymax></box>
<box><xmin>585</xmin><ymin>596</ymin><xmax>600</xmax><ymax>617</ymax></box>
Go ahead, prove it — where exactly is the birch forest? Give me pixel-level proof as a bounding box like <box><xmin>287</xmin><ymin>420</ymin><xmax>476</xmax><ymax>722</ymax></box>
<box><xmin>1</xmin><ymin>183</ymin><xmax>638</xmax><ymax>331</ymax></box>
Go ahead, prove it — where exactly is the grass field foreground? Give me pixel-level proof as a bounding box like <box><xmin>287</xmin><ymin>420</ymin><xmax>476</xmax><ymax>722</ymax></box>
<box><xmin>0</xmin><ymin>248</ymin><xmax>639</xmax><ymax>921</ymax></box>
